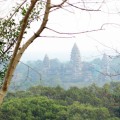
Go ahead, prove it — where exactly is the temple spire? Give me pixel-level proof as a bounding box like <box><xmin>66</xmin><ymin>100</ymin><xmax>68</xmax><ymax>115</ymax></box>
<box><xmin>71</xmin><ymin>43</ymin><xmax>81</xmax><ymax>66</ymax></box>
<box><xmin>101</xmin><ymin>53</ymin><xmax>109</xmax><ymax>73</ymax></box>
<box><xmin>43</xmin><ymin>54</ymin><xmax>50</xmax><ymax>70</ymax></box>
<box><xmin>70</xmin><ymin>43</ymin><xmax>82</xmax><ymax>79</ymax></box>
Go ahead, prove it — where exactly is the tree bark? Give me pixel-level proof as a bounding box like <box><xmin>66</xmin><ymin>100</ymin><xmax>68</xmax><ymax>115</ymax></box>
<box><xmin>0</xmin><ymin>0</ymin><xmax>51</xmax><ymax>105</ymax></box>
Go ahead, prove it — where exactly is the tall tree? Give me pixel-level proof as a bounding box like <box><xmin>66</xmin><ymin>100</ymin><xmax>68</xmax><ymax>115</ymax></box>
<box><xmin>0</xmin><ymin>0</ymin><xmax>52</xmax><ymax>104</ymax></box>
<box><xmin>0</xmin><ymin>0</ymin><xmax>115</xmax><ymax>104</ymax></box>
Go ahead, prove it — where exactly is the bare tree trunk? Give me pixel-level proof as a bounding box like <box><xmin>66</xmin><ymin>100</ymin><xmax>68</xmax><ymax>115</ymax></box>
<box><xmin>0</xmin><ymin>0</ymin><xmax>69</xmax><ymax>105</ymax></box>
<box><xmin>0</xmin><ymin>0</ymin><xmax>51</xmax><ymax>105</ymax></box>
<box><xmin>0</xmin><ymin>0</ymin><xmax>38</xmax><ymax>105</ymax></box>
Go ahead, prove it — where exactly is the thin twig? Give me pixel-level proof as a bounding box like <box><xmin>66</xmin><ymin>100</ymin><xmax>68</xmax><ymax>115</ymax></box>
<box><xmin>66</xmin><ymin>2</ymin><xmax>101</xmax><ymax>11</ymax></box>
<box><xmin>45</xmin><ymin>27</ymin><xmax>103</xmax><ymax>35</ymax></box>
<box><xmin>39</xmin><ymin>35</ymin><xmax>75</xmax><ymax>38</ymax></box>
<box><xmin>50</xmin><ymin>0</ymin><xmax>67</xmax><ymax>8</ymax></box>
<box><xmin>8</xmin><ymin>0</ymin><xmax>27</xmax><ymax>20</ymax></box>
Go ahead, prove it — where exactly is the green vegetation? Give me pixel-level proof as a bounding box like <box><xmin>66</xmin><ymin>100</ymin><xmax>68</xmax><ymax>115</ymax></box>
<box><xmin>0</xmin><ymin>82</ymin><xmax>120</xmax><ymax>120</ymax></box>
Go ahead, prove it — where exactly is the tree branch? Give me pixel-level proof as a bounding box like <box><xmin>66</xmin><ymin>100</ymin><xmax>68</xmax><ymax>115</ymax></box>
<box><xmin>3</xmin><ymin>0</ymin><xmax>51</xmax><ymax>92</ymax></box>
<box><xmin>8</xmin><ymin>0</ymin><xmax>27</xmax><ymax>20</ymax></box>
<box><xmin>50</xmin><ymin>0</ymin><xmax>67</xmax><ymax>8</ymax></box>
<box><xmin>45</xmin><ymin>27</ymin><xmax>103</xmax><ymax>35</ymax></box>
<box><xmin>2</xmin><ymin>0</ymin><xmax>38</xmax><ymax>91</ymax></box>
<box><xmin>66</xmin><ymin>2</ymin><xmax>101</xmax><ymax>11</ymax></box>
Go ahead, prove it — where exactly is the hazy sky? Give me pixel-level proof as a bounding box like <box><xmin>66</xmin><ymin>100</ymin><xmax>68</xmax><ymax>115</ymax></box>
<box><xmin>1</xmin><ymin>0</ymin><xmax>120</xmax><ymax>62</ymax></box>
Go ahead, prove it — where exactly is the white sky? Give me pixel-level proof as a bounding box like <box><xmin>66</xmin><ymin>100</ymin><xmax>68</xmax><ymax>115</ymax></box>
<box><xmin>1</xmin><ymin>0</ymin><xmax>120</xmax><ymax>61</ymax></box>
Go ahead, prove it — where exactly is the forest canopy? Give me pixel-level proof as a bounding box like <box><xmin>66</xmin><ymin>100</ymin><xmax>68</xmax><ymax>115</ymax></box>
<box><xmin>0</xmin><ymin>82</ymin><xmax>120</xmax><ymax>120</ymax></box>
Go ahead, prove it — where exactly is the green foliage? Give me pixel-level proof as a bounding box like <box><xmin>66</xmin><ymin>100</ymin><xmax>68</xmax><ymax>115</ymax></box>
<box><xmin>0</xmin><ymin>18</ymin><xmax>19</xmax><ymax>83</ymax></box>
<box><xmin>0</xmin><ymin>96</ymin><xmax>67</xmax><ymax>120</ymax></box>
<box><xmin>4</xmin><ymin>82</ymin><xmax>120</xmax><ymax>119</ymax></box>
<box><xmin>67</xmin><ymin>101</ymin><xmax>110</xmax><ymax>120</ymax></box>
<box><xmin>21</xmin><ymin>1</ymin><xmax>44</xmax><ymax>25</ymax></box>
<box><xmin>0</xmin><ymin>13</ymin><xmax>20</xmax><ymax>84</ymax></box>
<box><xmin>0</xmin><ymin>96</ymin><xmax>114</xmax><ymax>120</ymax></box>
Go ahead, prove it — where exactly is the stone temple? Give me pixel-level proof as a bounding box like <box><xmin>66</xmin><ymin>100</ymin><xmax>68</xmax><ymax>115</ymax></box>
<box><xmin>41</xmin><ymin>43</ymin><xmax>82</xmax><ymax>80</ymax></box>
<box><xmin>41</xmin><ymin>43</ymin><xmax>110</xmax><ymax>85</ymax></box>
<box><xmin>12</xmin><ymin>43</ymin><xmax>113</xmax><ymax>89</ymax></box>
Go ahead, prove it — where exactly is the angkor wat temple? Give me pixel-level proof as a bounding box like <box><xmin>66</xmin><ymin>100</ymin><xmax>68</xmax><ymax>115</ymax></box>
<box><xmin>41</xmin><ymin>43</ymin><xmax>110</xmax><ymax>87</ymax></box>
<box><xmin>12</xmin><ymin>43</ymin><xmax>120</xmax><ymax>89</ymax></box>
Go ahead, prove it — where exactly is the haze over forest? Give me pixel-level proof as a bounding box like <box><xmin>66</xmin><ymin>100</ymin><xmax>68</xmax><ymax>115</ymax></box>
<box><xmin>11</xmin><ymin>43</ymin><xmax>120</xmax><ymax>90</ymax></box>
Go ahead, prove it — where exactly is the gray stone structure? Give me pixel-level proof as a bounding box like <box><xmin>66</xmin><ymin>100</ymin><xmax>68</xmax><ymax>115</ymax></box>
<box><xmin>70</xmin><ymin>43</ymin><xmax>82</xmax><ymax>80</ymax></box>
<box><xmin>43</xmin><ymin>54</ymin><xmax>50</xmax><ymax>72</ymax></box>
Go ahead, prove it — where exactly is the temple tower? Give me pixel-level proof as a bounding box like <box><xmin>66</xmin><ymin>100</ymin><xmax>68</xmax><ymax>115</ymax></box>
<box><xmin>101</xmin><ymin>53</ymin><xmax>109</xmax><ymax>74</ymax></box>
<box><xmin>70</xmin><ymin>43</ymin><xmax>82</xmax><ymax>79</ymax></box>
<box><xmin>43</xmin><ymin>54</ymin><xmax>50</xmax><ymax>72</ymax></box>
